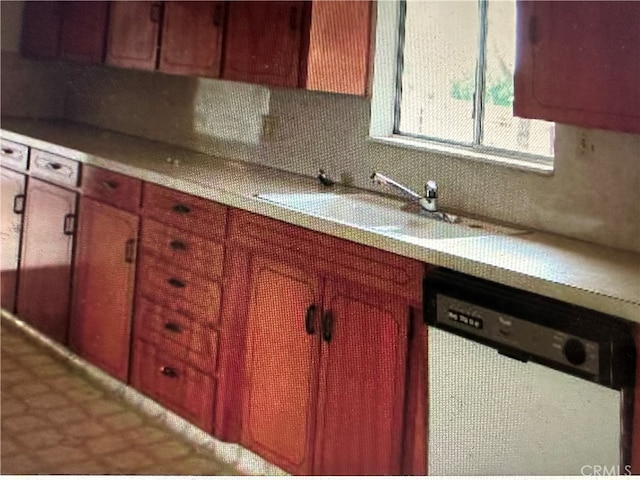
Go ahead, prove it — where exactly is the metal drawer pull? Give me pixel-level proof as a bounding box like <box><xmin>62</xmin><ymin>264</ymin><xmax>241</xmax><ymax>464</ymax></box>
<box><xmin>12</xmin><ymin>194</ymin><xmax>25</xmax><ymax>214</ymax></box>
<box><xmin>321</xmin><ymin>310</ymin><xmax>334</xmax><ymax>343</ymax></box>
<box><xmin>47</xmin><ymin>162</ymin><xmax>63</xmax><ymax>170</ymax></box>
<box><xmin>63</xmin><ymin>214</ymin><xmax>75</xmax><ymax>235</ymax></box>
<box><xmin>164</xmin><ymin>322</ymin><xmax>182</xmax><ymax>333</ymax></box>
<box><xmin>168</xmin><ymin>277</ymin><xmax>186</xmax><ymax>288</ymax></box>
<box><xmin>171</xmin><ymin>204</ymin><xmax>191</xmax><ymax>214</ymax></box>
<box><xmin>169</xmin><ymin>240</ymin><xmax>187</xmax><ymax>251</ymax></box>
<box><xmin>160</xmin><ymin>366</ymin><xmax>178</xmax><ymax>378</ymax></box>
<box><xmin>124</xmin><ymin>239</ymin><xmax>136</xmax><ymax>264</ymax></box>
<box><xmin>101</xmin><ymin>180</ymin><xmax>118</xmax><ymax>190</ymax></box>
<box><xmin>304</xmin><ymin>304</ymin><xmax>316</xmax><ymax>335</ymax></box>
<box><xmin>2</xmin><ymin>148</ymin><xmax>14</xmax><ymax>155</ymax></box>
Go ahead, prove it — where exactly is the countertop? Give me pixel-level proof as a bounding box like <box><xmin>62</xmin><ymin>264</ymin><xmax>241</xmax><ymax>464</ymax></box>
<box><xmin>2</xmin><ymin>117</ymin><xmax>639</xmax><ymax>323</ymax></box>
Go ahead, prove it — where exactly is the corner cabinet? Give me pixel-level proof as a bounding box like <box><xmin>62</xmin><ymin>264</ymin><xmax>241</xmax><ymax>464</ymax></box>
<box><xmin>514</xmin><ymin>0</ymin><xmax>640</xmax><ymax>134</ymax></box>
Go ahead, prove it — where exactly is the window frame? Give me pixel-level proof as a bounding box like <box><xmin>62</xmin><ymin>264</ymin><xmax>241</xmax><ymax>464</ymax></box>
<box><xmin>368</xmin><ymin>0</ymin><xmax>554</xmax><ymax>174</ymax></box>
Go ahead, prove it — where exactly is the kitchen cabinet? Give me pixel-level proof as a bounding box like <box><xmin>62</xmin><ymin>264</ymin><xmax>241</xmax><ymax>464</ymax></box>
<box><xmin>514</xmin><ymin>0</ymin><xmax>640</xmax><ymax>134</ymax></box>
<box><xmin>16</xmin><ymin>177</ymin><xmax>77</xmax><ymax>344</ymax></box>
<box><xmin>0</xmin><ymin>169</ymin><xmax>26</xmax><ymax>312</ymax></box>
<box><xmin>632</xmin><ymin>329</ymin><xmax>640</xmax><ymax>474</ymax></box>
<box><xmin>223</xmin><ymin>209</ymin><xmax>422</xmax><ymax>475</ymax></box>
<box><xmin>222</xmin><ymin>1</ymin><xmax>306</xmax><ymax>88</ymax></box>
<box><xmin>69</xmin><ymin>167</ymin><xmax>140</xmax><ymax>382</ymax></box>
<box><xmin>105</xmin><ymin>1</ymin><xmax>161</xmax><ymax>70</ymax></box>
<box><xmin>21</xmin><ymin>1</ymin><xmax>108</xmax><ymax>63</ymax></box>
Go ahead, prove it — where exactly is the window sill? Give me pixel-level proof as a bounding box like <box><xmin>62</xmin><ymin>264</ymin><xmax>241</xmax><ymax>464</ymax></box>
<box><xmin>368</xmin><ymin>134</ymin><xmax>555</xmax><ymax>176</ymax></box>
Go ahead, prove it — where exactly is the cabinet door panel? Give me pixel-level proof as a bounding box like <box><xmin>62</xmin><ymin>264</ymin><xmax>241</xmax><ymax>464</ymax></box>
<box><xmin>514</xmin><ymin>1</ymin><xmax>640</xmax><ymax>133</ymax></box>
<box><xmin>314</xmin><ymin>279</ymin><xmax>409</xmax><ymax>475</ymax></box>
<box><xmin>241</xmin><ymin>255</ymin><xmax>320</xmax><ymax>475</ymax></box>
<box><xmin>222</xmin><ymin>1</ymin><xmax>304</xmax><ymax>87</ymax></box>
<box><xmin>69</xmin><ymin>197</ymin><xmax>138</xmax><ymax>382</ymax></box>
<box><xmin>21</xmin><ymin>1</ymin><xmax>62</xmax><ymax>58</ymax></box>
<box><xmin>59</xmin><ymin>1</ymin><xmax>108</xmax><ymax>63</ymax></box>
<box><xmin>106</xmin><ymin>1</ymin><xmax>160</xmax><ymax>70</ymax></box>
<box><xmin>16</xmin><ymin>178</ymin><xmax>76</xmax><ymax>344</ymax></box>
<box><xmin>1</xmin><ymin>169</ymin><xmax>26</xmax><ymax>312</ymax></box>
<box><xmin>159</xmin><ymin>1</ymin><xmax>224</xmax><ymax>77</ymax></box>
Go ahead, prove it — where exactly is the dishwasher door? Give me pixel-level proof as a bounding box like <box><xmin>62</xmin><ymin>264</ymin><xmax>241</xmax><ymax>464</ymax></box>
<box><xmin>428</xmin><ymin>327</ymin><xmax>622</xmax><ymax>476</ymax></box>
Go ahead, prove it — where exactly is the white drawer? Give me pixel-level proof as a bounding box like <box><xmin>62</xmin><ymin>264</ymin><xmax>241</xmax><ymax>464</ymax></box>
<box><xmin>1</xmin><ymin>139</ymin><xmax>29</xmax><ymax>171</ymax></box>
<box><xmin>30</xmin><ymin>149</ymin><xmax>80</xmax><ymax>188</ymax></box>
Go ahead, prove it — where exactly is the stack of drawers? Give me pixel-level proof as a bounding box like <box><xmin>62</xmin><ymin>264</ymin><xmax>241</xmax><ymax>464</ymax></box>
<box><xmin>130</xmin><ymin>183</ymin><xmax>227</xmax><ymax>433</ymax></box>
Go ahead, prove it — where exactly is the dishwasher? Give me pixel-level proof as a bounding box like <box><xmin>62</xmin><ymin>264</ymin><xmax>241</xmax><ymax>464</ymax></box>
<box><xmin>424</xmin><ymin>268</ymin><xmax>636</xmax><ymax>476</ymax></box>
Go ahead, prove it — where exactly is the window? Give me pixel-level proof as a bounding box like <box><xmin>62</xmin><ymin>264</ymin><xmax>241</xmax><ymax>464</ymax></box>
<box><xmin>371</xmin><ymin>0</ymin><xmax>555</xmax><ymax>168</ymax></box>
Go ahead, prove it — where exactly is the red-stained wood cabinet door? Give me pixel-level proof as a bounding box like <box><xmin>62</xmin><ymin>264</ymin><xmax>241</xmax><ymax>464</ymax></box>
<box><xmin>222</xmin><ymin>1</ymin><xmax>305</xmax><ymax>87</ymax></box>
<box><xmin>240</xmin><ymin>255</ymin><xmax>321</xmax><ymax>475</ymax></box>
<box><xmin>16</xmin><ymin>178</ymin><xmax>77</xmax><ymax>344</ymax></box>
<box><xmin>59</xmin><ymin>1</ymin><xmax>109</xmax><ymax>64</ymax></box>
<box><xmin>514</xmin><ymin>1</ymin><xmax>640</xmax><ymax>134</ymax></box>
<box><xmin>105</xmin><ymin>1</ymin><xmax>161</xmax><ymax>70</ymax></box>
<box><xmin>0</xmin><ymin>169</ymin><xmax>26</xmax><ymax>313</ymax></box>
<box><xmin>313</xmin><ymin>277</ymin><xmax>409</xmax><ymax>475</ymax></box>
<box><xmin>69</xmin><ymin>197</ymin><xmax>139</xmax><ymax>382</ymax></box>
<box><xmin>159</xmin><ymin>1</ymin><xmax>225</xmax><ymax>77</ymax></box>
<box><xmin>21</xmin><ymin>1</ymin><xmax>62</xmax><ymax>59</ymax></box>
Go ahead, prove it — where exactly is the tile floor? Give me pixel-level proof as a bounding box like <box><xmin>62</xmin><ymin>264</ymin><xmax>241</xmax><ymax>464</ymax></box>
<box><xmin>0</xmin><ymin>321</ymin><xmax>240</xmax><ymax>475</ymax></box>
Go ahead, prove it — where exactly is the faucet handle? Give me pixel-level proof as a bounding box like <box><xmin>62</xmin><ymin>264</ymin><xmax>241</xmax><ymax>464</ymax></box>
<box><xmin>425</xmin><ymin>180</ymin><xmax>438</xmax><ymax>198</ymax></box>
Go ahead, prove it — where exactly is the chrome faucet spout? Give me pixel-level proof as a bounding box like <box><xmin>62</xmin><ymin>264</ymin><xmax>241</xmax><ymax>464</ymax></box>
<box><xmin>370</xmin><ymin>172</ymin><xmax>439</xmax><ymax>212</ymax></box>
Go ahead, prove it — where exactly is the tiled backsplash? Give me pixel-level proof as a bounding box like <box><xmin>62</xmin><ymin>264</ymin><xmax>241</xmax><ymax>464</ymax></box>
<box><xmin>1</xmin><ymin>50</ymin><xmax>639</xmax><ymax>253</ymax></box>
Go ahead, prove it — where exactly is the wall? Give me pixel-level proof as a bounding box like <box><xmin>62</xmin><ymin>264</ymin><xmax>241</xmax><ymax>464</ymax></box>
<box><xmin>1</xmin><ymin>1</ymin><xmax>638</xmax><ymax>253</ymax></box>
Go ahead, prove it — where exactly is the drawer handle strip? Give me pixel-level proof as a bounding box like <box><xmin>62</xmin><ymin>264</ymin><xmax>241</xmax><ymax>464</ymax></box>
<box><xmin>63</xmin><ymin>214</ymin><xmax>76</xmax><ymax>235</ymax></box>
<box><xmin>168</xmin><ymin>277</ymin><xmax>186</xmax><ymax>288</ymax></box>
<box><xmin>124</xmin><ymin>239</ymin><xmax>136</xmax><ymax>264</ymax></box>
<box><xmin>164</xmin><ymin>322</ymin><xmax>182</xmax><ymax>333</ymax></box>
<box><xmin>169</xmin><ymin>240</ymin><xmax>187</xmax><ymax>251</ymax></box>
<box><xmin>160</xmin><ymin>366</ymin><xmax>178</xmax><ymax>378</ymax></box>
<box><xmin>101</xmin><ymin>180</ymin><xmax>119</xmax><ymax>190</ymax></box>
<box><xmin>2</xmin><ymin>148</ymin><xmax>15</xmax><ymax>155</ymax></box>
<box><xmin>12</xmin><ymin>194</ymin><xmax>25</xmax><ymax>214</ymax></box>
<box><xmin>171</xmin><ymin>204</ymin><xmax>191</xmax><ymax>214</ymax></box>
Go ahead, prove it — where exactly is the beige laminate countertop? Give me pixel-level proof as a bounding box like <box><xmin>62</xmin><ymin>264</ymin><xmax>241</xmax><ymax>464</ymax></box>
<box><xmin>2</xmin><ymin>118</ymin><xmax>639</xmax><ymax>324</ymax></box>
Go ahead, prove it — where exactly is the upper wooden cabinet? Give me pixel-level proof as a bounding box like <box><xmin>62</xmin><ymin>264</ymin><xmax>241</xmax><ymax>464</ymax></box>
<box><xmin>222</xmin><ymin>1</ymin><xmax>306</xmax><ymax>88</ymax></box>
<box><xmin>514</xmin><ymin>1</ymin><xmax>640</xmax><ymax>134</ymax></box>
<box><xmin>21</xmin><ymin>1</ymin><xmax>108</xmax><ymax>63</ymax></box>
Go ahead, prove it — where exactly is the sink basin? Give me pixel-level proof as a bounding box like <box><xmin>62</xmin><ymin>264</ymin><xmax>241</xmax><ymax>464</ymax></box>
<box><xmin>255</xmin><ymin>192</ymin><xmax>525</xmax><ymax>240</ymax></box>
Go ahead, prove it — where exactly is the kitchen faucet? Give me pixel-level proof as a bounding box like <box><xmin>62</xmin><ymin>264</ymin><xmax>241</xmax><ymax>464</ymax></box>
<box><xmin>370</xmin><ymin>172</ymin><xmax>438</xmax><ymax>212</ymax></box>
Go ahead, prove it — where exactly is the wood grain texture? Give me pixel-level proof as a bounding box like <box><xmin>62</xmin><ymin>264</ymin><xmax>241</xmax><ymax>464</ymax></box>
<box><xmin>0</xmin><ymin>169</ymin><xmax>26</xmax><ymax>313</ymax></box>
<box><xmin>59</xmin><ymin>1</ymin><xmax>108</xmax><ymax>63</ymax></box>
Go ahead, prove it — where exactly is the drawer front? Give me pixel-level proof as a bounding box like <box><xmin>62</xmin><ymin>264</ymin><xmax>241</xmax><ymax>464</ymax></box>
<box><xmin>134</xmin><ymin>298</ymin><xmax>219</xmax><ymax>375</ymax></box>
<box><xmin>131</xmin><ymin>339</ymin><xmax>216</xmax><ymax>433</ymax></box>
<box><xmin>140</xmin><ymin>218</ymin><xmax>224</xmax><ymax>279</ymax></box>
<box><xmin>82</xmin><ymin>165</ymin><xmax>142</xmax><ymax>212</ymax></box>
<box><xmin>137</xmin><ymin>255</ymin><xmax>222</xmax><ymax>325</ymax></box>
<box><xmin>30</xmin><ymin>149</ymin><xmax>80</xmax><ymax>187</ymax></box>
<box><xmin>142</xmin><ymin>183</ymin><xmax>227</xmax><ymax>240</ymax></box>
<box><xmin>0</xmin><ymin>139</ymin><xmax>29</xmax><ymax>171</ymax></box>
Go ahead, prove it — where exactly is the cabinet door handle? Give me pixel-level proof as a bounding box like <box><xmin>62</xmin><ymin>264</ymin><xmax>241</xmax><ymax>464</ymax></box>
<box><xmin>124</xmin><ymin>239</ymin><xmax>136</xmax><ymax>264</ymax></box>
<box><xmin>101</xmin><ymin>180</ymin><xmax>118</xmax><ymax>190</ymax></box>
<box><xmin>164</xmin><ymin>322</ymin><xmax>182</xmax><ymax>333</ymax></box>
<box><xmin>160</xmin><ymin>366</ymin><xmax>178</xmax><ymax>378</ymax></box>
<box><xmin>1</xmin><ymin>148</ymin><xmax>14</xmax><ymax>155</ymax></box>
<box><xmin>168</xmin><ymin>277</ymin><xmax>186</xmax><ymax>288</ymax></box>
<box><xmin>150</xmin><ymin>2</ymin><xmax>162</xmax><ymax>23</ymax></box>
<box><xmin>12</xmin><ymin>194</ymin><xmax>25</xmax><ymax>214</ymax></box>
<box><xmin>169</xmin><ymin>240</ymin><xmax>187</xmax><ymax>251</ymax></box>
<box><xmin>212</xmin><ymin>4</ymin><xmax>224</xmax><ymax>27</ymax></box>
<box><xmin>321</xmin><ymin>310</ymin><xmax>333</xmax><ymax>343</ymax></box>
<box><xmin>289</xmin><ymin>6</ymin><xmax>299</xmax><ymax>31</ymax></box>
<box><xmin>304</xmin><ymin>304</ymin><xmax>316</xmax><ymax>335</ymax></box>
<box><xmin>63</xmin><ymin>214</ymin><xmax>75</xmax><ymax>235</ymax></box>
<box><xmin>171</xmin><ymin>204</ymin><xmax>191</xmax><ymax>214</ymax></box>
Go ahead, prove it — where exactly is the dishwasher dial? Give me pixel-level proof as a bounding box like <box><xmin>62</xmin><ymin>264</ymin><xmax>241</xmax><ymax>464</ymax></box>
<box><xmin>562</xmin><ymin>338</ymin><xmax>587</xmax><ymax>366</ymax></box>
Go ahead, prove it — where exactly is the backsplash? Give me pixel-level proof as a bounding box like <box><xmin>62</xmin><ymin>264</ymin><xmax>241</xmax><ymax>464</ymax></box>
<box><xmin>1</xmin><ymin>50</ymin><xmax>639</xmax><ymax>253</ymax></box>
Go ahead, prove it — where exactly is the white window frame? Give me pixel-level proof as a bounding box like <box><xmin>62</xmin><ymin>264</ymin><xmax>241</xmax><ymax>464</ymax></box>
<box><xmin>369</xmin><ymin>0</ymin><xmax>554</xmax><ymax>175</ymax></box>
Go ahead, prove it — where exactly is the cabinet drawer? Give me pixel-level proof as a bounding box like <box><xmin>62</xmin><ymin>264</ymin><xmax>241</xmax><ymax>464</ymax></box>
<box><xmin>137</xmin><ymin>255</ymin><xmax>222</xmax><ymax>325</ymax></box>
<box><xmin>134</xmin><ymin>298</ymin><xmax>219</xmax><ymax>375</ymax></box>
<box><xmin>131</xmin><ymin>339</ymin><xmax>216</xmax><ymax>433</ymax></box>
<box><xmin>140</xmin><ymin>219</ymin><xmax>224</xmax><ymax>279</ymax></box>
<box><xmin>30</xmin><ymin>150</ymin><xmax>80</xmax><ymax>188</ymax></box>
<box><xmin>142</xmin><ymin>183</ymin><xmax>227</xmax><ymax>240</ymax></box>
<box><xmin>0</xmin><ymin>140</ymin><xmax>29</xmax><ymax>171</ymax></box>
<box><xmin>82</xmin><ymin>165</ymin><xmax>142</xmax><ymax>212</ymax></box>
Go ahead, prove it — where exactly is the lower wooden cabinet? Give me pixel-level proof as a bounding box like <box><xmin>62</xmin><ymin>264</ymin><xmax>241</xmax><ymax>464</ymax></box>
<box><xmin>69</xmin><ymin>197</ymin><xmax>139</xmax><ymax>382</ymax></box>
<box><xmin>1</xmin><ymin>168</ymin><xmax>26</xmax><ymax>312</ymax></box>
<box><xmin>16</xmin><ymin>178</ymin><xmax>77</xmax><ymax>343</ymax></box>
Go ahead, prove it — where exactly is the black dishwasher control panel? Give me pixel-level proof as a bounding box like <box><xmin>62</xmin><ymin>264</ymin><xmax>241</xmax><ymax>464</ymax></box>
<box><xmin>424</xmin><ymin>268</ymin><xmax>636</xmax><ymax>390</ymax></box>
